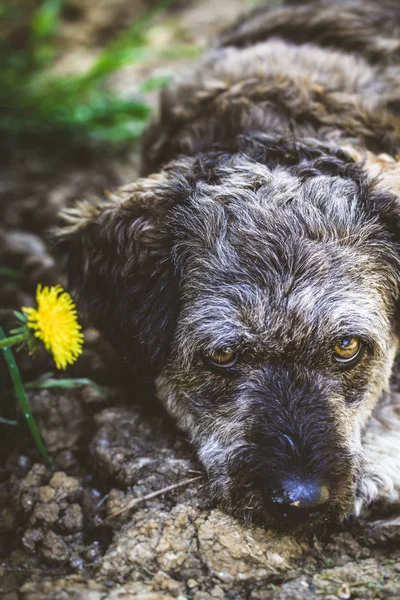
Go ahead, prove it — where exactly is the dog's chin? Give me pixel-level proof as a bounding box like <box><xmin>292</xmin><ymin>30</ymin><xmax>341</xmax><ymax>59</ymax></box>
<box><xmin>230</xmin><ymin>501</ymin><xmax>350</xmax><ymax>535</ymax></box>
<box><xmin>212</xmin><ymin>482</ymin><xmax>355</xmax><ymax>533</ymax></box>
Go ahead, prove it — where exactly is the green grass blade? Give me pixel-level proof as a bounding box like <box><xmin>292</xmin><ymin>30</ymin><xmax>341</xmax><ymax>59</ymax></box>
<box><xmin>82</xmin><ymin>0</ymin><xmax>169</xmax><ymax>83</ymax></box>
<box><xmin>139</xmin><ymin>74</ymin><xmax>172</xmax><ymax>93</ymax></box>
<box><xmin>0</xmin><ymin>267</ymin><xmax>24</xmax><ymax>281</ymax></box>
<box><xmin>0</xmin><ymin>327</ymin><xmax>53</xmax><ymax>468</ymax></box>
<box><xmin>31</xmin><ymin>0</ymin><xmax>63</xmax><ymax>40</ymax></box>
<box><xmin>25</xmin><ymin>375</ymin><xmax>104</xmax><ymax>393</ymax></box>
<box><xmin>14</xmin><ymin>312</ymin><xmax>27</xmax><ymax>322</ymax></box>
<box><xmin>0</xmin><ymin>417</ymin><xmax>18</xmax><ymax>426</ymax></box>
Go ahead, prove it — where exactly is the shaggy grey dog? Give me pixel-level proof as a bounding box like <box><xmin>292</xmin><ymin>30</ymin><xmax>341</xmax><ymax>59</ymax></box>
<box><xmin>60</xmin><ymin>0</ymin><xmax>400</xmax><ymax>526</ymax></box>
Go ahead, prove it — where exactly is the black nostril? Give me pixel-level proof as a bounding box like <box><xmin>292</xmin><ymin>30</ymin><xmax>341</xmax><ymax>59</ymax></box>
<box><xmin>266</xmin><ymin>478</ymin><xmax>331</xmax><ymax>523</ymax></box>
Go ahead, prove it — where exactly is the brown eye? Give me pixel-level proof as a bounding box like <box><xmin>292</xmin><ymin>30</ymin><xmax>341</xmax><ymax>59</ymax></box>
<box><xmin>333</xmin><ymin>337</ymin><xmax>363</xmax><ymax>365</ymax></box>
<box><xmin>208</xmin><ymin>346</ymin><xmax>237</xmax><ymax>368</ymax></box>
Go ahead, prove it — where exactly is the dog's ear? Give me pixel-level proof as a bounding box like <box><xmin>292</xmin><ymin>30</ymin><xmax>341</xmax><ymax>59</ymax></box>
<box><xmin>58</xmin><ymin>173</ymin><xmax>189</xmax><ymax>378</ymax></box>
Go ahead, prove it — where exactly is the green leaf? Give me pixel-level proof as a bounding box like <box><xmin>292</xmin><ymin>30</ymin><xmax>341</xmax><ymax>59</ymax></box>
<box><xmin>25</xmin><ymin>374</ymin><xmax>105</xmax><ymax>394</ymax></box>
<box><xmin>139</xmin><ymin>74</ymin><xmax>172</xmax><ymax>93</ymax></box>
<box><xmin>0</xmin><ymin>417</ymin><xmax>18</xmax><ymax>426</ymax></box>
<box><xmin>13</xmin><ymin>311</ymin><xmax>27</xmax><ymax>323</ymax></box>
<box><xmin>31</xmin><ymin>0</ymin><xmax>63</xmax><ymax>40</ymax></box>
<box><xmin>0</xmin><ymin>267</ymin><xmax>24</xmax><ymax>281</ymax></box>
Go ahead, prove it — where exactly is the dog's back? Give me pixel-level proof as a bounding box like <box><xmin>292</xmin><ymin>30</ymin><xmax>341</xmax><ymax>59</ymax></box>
<box><xmin>142</xmin><ymin>0</ymin><xmax>400</xmax><ymax>174</ymax></box>
<box><xmin>221</xmin><ymin>0</ymin><xmax>400</xmax><ymax>56</ymax></box>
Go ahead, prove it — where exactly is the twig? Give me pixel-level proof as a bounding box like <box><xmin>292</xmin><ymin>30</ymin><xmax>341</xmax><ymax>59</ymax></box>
<box><xmin>106</xmin><ymin>475</ymin><xmax>204</xmax><ymax>520</ymax></box>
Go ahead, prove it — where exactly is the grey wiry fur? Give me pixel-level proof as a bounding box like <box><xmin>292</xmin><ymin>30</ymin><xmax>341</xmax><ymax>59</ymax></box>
<box><xmin>60</xmin><ymin>0</ymin><xmax>400</xmax><ymax>526</ymax></box>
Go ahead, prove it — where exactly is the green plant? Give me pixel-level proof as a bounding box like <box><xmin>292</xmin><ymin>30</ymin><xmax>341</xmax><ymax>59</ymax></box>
<box><xmin>0</xmin><ymin>0</ymin><xmax>177</xmax><ymax>151</ymax></box>
<box><xmin>0</xmin><ymin>284</ymin><xmax>99</xmax><ymax>467</ymax></box>
<box><xmin>0</xmin><ymin>326</ymin><xmax>53</xmax><ymax>467</ymax></box>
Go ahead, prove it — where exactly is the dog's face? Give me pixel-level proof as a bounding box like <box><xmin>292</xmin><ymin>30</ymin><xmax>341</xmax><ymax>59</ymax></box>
<box><xmin>62</xmin><ymin>142</ymin><xmax>400</xmax><ymax>526</ymax></box>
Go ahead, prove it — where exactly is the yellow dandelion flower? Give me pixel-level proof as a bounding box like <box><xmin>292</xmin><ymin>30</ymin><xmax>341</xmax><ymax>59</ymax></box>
<box><xmin>22</xmin><ymin>285</ymin><xmax>84</xmax><ymax>370</ymax></box>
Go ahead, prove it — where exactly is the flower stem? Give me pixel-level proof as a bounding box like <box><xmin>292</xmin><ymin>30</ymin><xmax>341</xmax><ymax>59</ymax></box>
<box><xmin>0</xmin><ymin>327</ymin><xmax>53</xmax><ymax>468</ymax></box>
<box><xmin>0</xmin><ymin>332</ymin><xmax>29</xmax><ymax>349</ymax></box>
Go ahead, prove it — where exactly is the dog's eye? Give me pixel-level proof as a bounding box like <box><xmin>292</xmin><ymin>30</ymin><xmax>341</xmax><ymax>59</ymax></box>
<box><xmin>333</xmin><ymin>337</ymin><xmax>363</xmax><ymax>365</ymax></box>
<box><xmin>207</xmin><ymin>346</ymin><xmax>237</xmax><ymax>368</ymax></box>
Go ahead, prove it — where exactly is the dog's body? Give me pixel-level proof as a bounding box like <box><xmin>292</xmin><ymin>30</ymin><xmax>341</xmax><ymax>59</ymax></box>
<box><xmin>61</xmin><ymin>0</ymin><xmax>400</xmax><ymax>526</ymax></box>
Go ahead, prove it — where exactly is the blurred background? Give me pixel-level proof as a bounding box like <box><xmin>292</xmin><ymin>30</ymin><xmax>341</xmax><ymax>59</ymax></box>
<box><xmin>0</xmin><ymin>0</ymin><xmax>273</xmax><ymax>307</ymax></box>
<box><xmin>0</xmin><ymin>0</ymin><xmax>275</xmax><ymax>345</ymax></box>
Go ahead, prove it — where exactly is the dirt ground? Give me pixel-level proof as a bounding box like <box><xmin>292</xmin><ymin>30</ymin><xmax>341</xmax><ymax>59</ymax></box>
<box><xmin>1</xmin><ymin>1</ymin><xmax>400</xmax><ymax>599</ymax></box>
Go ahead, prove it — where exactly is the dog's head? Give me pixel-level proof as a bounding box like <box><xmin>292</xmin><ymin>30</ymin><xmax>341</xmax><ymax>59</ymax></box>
<box><xmin>60</xmin><ymin>137</ymin><xmax>400</xmax><ymax>526</ymax></box>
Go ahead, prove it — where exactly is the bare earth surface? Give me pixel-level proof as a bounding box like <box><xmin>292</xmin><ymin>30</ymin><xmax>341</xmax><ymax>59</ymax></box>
<box><xmin>1</xmin><ymin>1</ymin><xmax>400</xmax><ymax>598</ymax></box>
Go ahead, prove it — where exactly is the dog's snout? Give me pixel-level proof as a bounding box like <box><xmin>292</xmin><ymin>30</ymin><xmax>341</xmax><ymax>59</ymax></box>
<box><xmin>266</xmin><ymin>478</ymin><xmax>331</xmax><ymax>523</ymax></box>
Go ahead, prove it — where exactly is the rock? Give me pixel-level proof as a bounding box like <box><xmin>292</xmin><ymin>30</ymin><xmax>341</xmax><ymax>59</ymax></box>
<box><xmin>27</xmin><ymin>389</ymin><xmax>87</xmax><ymax>453</ymax></box>
<box><xmin>0</xmin><ymin>463</ymin><xmax>108</xmax><ymax>573</ymax></box>
<box><xmin>90</xmin><ymin>407</ymin><xmax>199</xmax><ymax>494</ymax></box>
<box><xmin>22</xmin><ymin>528</ymin><xmax>44</xmax><ymax>552</ymax></box>
<box><xmin>20</xmin><ymin>576</ymin><xmax>105</xmax><ymax>600</ymax></box>
<box><xmin>197</xmin><ymin>509</ymin><xmax>303</xmax><ymax>582</ymax></box>
<box><xmin>48</xmin><ymin>472</ymin><xmax>82</xmax><ymax>502</ymax></box>
<box><xmin>0</xmin><ymin>505</ymin><xmax>18</xmax><ymax>533</ymax></box>
<box><xmin>99</xmin><ymin>504</ymin><xmax>306</xmax><ymax>596</ymax></box>
<box><xmin>355</xmin><ymin>516</ymin><xmax>400</xmax><ymax>546</ymax></box>
<box><xmin>313</xmin><ymin>558</ymin><xmax>400</xmax><ymax>599</ymax></box>
<box><xmin>59</xmin><ymin>504</ymin><xmax>84</xmax><ymax>533</ymax></box>
<box><xmin>19</xmin><ymin>573</ymin><xmax>189</xmax><ymax>600</ymax></box>
<box><xmin>41</xmin><ymin>531</ymin><xmax>71</xmax><ymax>563</ymax></box>
<box><xmin>31</xmin><ymin>501</ymin><xmax>60</xmax><ymax>526</ymax></box>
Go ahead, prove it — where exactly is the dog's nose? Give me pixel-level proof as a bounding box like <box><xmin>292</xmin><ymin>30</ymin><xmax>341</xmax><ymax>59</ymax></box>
<box><xmin>266</xmin><ymin>478</ymin><xmax>330</xmax><ymax>523</ymax></box>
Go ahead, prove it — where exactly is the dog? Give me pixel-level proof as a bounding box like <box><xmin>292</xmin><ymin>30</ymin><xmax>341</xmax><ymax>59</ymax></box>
<box><xmin>59</xmin><ymin>0</ymin><xmax>400</xmax><ymax>526</ymax></box>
